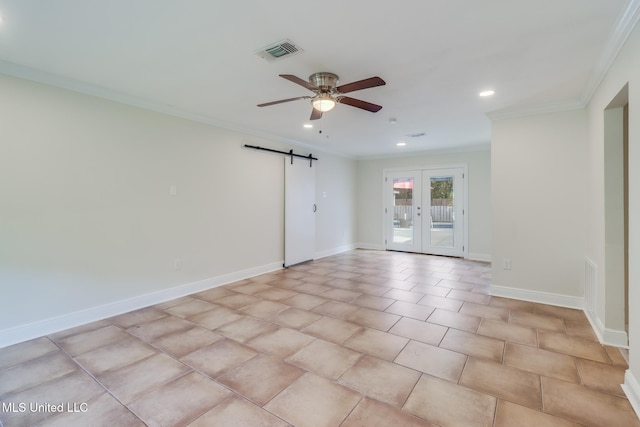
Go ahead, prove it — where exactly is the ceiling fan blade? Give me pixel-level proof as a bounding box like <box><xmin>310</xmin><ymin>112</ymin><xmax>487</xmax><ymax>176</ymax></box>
<box><xmin>338</xmin><ymin>96</ymin><xmax>383</xmax><ymax>112</ymax></box>
<box><xmin>310</xmin><ymin>107</ymin><xmax>323</xmax><ymax>120</ymax></box>
<box><xmin>257</xmin><ymin>96</ymin><xmax>310</xmax><ymax>107</ymax></box>
<box><xmin>336</xmin><ymin>76</ymin><xmax>386</xmax><ymax>94</ymax></box>
<box><xmin>279</xmin><ymin>74</ymin><xmax>319</xmax><ymax>91</ymax></box>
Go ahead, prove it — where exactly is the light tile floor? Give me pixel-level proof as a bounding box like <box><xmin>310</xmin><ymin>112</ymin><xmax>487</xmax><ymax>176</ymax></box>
<box><xmin>0</xmin><ymin>250</ymin><xmax>638</xmax><ymax>426</ymax></box>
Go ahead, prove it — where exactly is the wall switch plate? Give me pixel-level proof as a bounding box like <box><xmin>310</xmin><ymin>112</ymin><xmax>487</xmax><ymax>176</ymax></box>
<box><xmin>169</xmin><ymin>185</ymin><xmax>177</xmax><ymax>196</ymax></box>
<box><xmin>503</xmin><ymin>258</ymin><xmax>512</xmax><ymax>270</ymax></box>
<box><xmin>174</xmin><ymin>258</ymin><xmax>182</xmax><ymax>270</ymax></box>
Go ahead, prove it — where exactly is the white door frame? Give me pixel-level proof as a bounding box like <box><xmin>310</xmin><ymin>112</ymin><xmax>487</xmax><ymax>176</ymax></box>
<box><xmin>383</xmin><ymin>164</ymin><xmax>469</xmax><ymax>258</ymax></box>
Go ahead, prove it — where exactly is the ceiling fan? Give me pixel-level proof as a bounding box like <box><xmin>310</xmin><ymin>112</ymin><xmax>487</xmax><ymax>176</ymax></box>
<box><xmin>257</xmin><ymin>72</ymin><xmax>386</xmax><ymax>120</ymax></box>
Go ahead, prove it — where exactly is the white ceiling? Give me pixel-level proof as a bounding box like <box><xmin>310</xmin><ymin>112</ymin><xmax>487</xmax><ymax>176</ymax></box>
<box><xmin>0</xmin><ymin>0</ymin><xmax>636</xmax><ymax>158</ymax></box>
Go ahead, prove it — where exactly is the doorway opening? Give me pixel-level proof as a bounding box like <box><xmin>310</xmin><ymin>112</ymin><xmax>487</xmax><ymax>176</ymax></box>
<box><xmin>603</xmin><ymin>83</ymin><xmax>629</xmax><ymax>345</ymax></box>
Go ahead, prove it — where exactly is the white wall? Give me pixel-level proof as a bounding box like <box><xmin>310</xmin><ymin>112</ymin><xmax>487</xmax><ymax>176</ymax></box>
<box><xmin>0</xmin><ymin>74</ymin><xmax>357</xmax><ymax>346</ymax></box>
<box><xmin>584</xmin><ymin>19</ymin><xmax>640</xmax><ymax>412</ymax></box>
<box><xmin>316</xmin><ymin>154</ymin><xmax>358</xmax><ymax>258</ymax></box>
<box><xmin>491</xmin><ymin>109</ymin><xmax>587</xmax><ymax>304</ymax></box>
<box><xmin>356</xmin><ymin>149</ymin><xmax>492</xmax><ymax>261</ymax></box>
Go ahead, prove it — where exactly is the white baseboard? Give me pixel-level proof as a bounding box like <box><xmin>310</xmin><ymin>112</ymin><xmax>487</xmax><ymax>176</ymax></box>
<box><xmin>622</xmin><ymin>370</ymin><xmax>640</xmax><ymax>420</ymax></box>
<box><xmin>0</xmin><ymin>261</ymin><xmax>283</xmax><ymax>349</ymax></box>
<box><xmin>468</xmin><ymin>252</ymin><xmax>491</xmax><ymax>262</ymax></box>
<box><xmin>584</xmin><ymin>309</ymin><xmax>629</xmax><ymax>348</ymax></box>
<box><xmin>314</xmin><ymin>243</ymin><xmax>357</xmax><ymax>260</ymax></box>
<box><xmin>490</xmin><ymin>284</ymin><xmax>584</xmax><ymax>309</ymax></box>
<box><xmin>356</xmin><ymin>242</ymin><xmax>385</xmax><ymax>251</ymax></box>
<box><xmin>355</xmin><ymin>245</ymin><xmax>490</xmax><ymax>263</ymax></box>
<box><xmin>492</xmin><ymin>284</ymin><xmax>630</xmax><ymax>348</ymax></box>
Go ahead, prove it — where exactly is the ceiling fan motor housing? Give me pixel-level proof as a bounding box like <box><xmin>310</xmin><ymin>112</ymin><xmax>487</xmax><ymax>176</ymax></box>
<box><xmin>309</xmin><ymin>72</ymin><xmax>339</xmax><ymax>92</ymax></box>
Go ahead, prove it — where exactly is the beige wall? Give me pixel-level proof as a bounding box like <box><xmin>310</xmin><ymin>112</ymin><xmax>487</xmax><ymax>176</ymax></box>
<box><xmin>0</xmin><ymin>74</ymin><xmax>357</xmax><ymax>345</ymax></box>
<box><xmin>491</xmin><ymin>109</ymin><xmax>587</xmax><ymax>300</ymax></box>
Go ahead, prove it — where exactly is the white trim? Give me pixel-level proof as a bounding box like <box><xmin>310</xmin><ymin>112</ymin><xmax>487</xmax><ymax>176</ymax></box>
<box><xmin>492</xmin><ymin>284</ymin><xmax>630</xmax><ymax>348</ymax></box>
<box><xmin>468</xmin><ymin>253</ymin><xmax>491</xmax><ymax>263</ymax></box>
<box><xmin>383</xmin><ymin>163</ymin><xmax>469</xmax><ymax>174</ymax></box>
<box><xmin>314</xmin><ymin>243</ymin><xmax>357</xmax><ymax>260</ymax></box>
<box><xmin>581</xmin><ymin>0</ymin><xmax>640</xmax><ymax>105</ymax></box>
<box><xmin>584</xmin><ymin>309</ymin><xmax>629</xmax><ymax>348</ymax></box>
<box><xmin>486</xmin><ymin>101</ymin><xmax>584</xmax><ymax>121</ymax></box>
<box><xmin>486</xmin><ymin>0</ymin><xmax>640</xmax><ymax>123</ymax></box>
<box><xmin>356</xmin><ymin>242</ymin><xmax>385</xmax><ymax>251</ymax></box>
<box><xmin>490</xmin><ymin>284</ymin><xmax>584</xmax><ymax>309</ymax></box>
<box><xmin>0</xmin><ymin>60</ymin><xmax>353</xmax><ymax>160</ymax></box>
<box><xmin>622</xmin><ymin>370</ymin><xmax>640</xmax><ymax>420</ymax></box>
<box><xmin>0</xmin><ymin>261</ymin><xmax>282</xmax><ymax>349</ymax></box>
<box><xmin>603</xmin><ymin>328</ymin><xmax>629</xmax><ymax>348</ymax></box>
<box><xmin>359</xmin><ymin>144</ymin><xmax>490</xmax><ymax>161</ymax></box>
<box><xmin>354</xmin><ymin>246</ymin><xmax>490</xmax><ymax>264</ymax></box>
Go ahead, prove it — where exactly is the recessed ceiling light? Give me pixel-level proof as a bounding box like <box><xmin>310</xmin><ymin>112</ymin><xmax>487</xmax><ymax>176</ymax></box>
<box><xmin>303</xmin><ymin>124</ymin><xmax>313</xmax><ymax>128</ymax></box>
<box><xmin>479</xmin><ymin>90</ymin><xmax>495</xmax><ymax>97</ymax></box>
<box><xmin>396</xmin><ymin>141</ymin><xmax>407</xmax><ymax>147</ymax></box>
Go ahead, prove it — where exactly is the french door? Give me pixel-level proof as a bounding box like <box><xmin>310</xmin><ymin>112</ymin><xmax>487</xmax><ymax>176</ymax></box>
<box><xmin>386</xmin><ymin>171</ymin><xmax>423</xmax><ymax>253</ymax></box>
<box><xmin>385</xmin><ymin>167</ymin><xmax>465</xmax><ymax>257</ymax></box>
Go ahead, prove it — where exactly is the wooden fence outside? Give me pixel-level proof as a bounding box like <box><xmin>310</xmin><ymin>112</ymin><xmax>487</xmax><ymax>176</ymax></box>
<box><xmin>394</xmin><ymin>203</ymin><xmax>453</xmax><ymax>225</ymax></box>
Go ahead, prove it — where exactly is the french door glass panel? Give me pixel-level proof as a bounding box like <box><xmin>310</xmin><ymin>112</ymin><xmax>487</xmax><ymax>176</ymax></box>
<box><xmin>423</xmin><ymin>168</ymin><xmax>464</xmax><ymax>256</ymax></box>
<box><xmin>385</xmin><ymin>171</ymin><xmax>422</xmax><ymax>253</ymax></box>
<box><xmin>385</xmin><ymin>168</ymin><xmax>464</xmax><ymax>257</ymax></box>
<box><xmin>429</xmin><ymin>176</ymin><xmax>454</xmax><ymax>248</ymax></box>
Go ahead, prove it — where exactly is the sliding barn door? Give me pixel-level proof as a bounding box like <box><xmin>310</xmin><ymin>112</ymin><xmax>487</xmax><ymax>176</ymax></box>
<box><xmin>284</xmin><ymin>157</ymin><xmax>316</xmax><ymax>267</ymax></box>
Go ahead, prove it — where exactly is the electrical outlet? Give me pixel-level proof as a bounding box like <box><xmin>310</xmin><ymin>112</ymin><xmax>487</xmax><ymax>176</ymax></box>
<box><xmin>503</xmin><ymin>258</ymin><xmax>512</xmax><ymax>270</ymax></box>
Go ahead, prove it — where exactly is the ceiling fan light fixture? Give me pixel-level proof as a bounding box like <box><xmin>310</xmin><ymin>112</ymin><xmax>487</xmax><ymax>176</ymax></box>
<box><xmin>312</xmin><ymin>94</ymin><xmax>336</xmax><ymax>112</ymax></box>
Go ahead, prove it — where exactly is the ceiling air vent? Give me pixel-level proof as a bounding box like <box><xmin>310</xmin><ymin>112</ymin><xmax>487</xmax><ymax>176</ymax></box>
<box><xmin>256</xmin><ymin>39</ymin><xmax>303</xmax><ymax>62</ymax></box>
<box><xmin>406</xmin><ymin>132</ymin><xmax>426</xmax><ymax>138</ymax></box>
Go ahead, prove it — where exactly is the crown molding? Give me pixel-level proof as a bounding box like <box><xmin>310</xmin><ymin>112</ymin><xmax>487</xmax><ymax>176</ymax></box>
<box><xmin>0</xmin><ymin>60</ymin><xmax>353</xmax><ymax>160</ymax></box>
<box><xmin>486</xmin><ymin>100</ymin><xmax>585</xmax><ymax>121</ymax></box>
<box><xmin>357</xmin><ymin>142</ymin><xmax>490</xmax><ymax>160</ymax></box>
<box><xmin>487</xmin><ymin>0</ymin><xmax>640</xmax><ymax>122</ymax></box>
<box><xmin>581</xmin><ymin>0</ymin><xmax>640</xmax><ymax>104</ymax></box>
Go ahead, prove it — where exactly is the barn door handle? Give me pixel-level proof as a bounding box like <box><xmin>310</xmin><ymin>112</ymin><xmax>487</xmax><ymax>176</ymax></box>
<box><xmin>313</xmin><ymin>204</ymin><xmax>317</xmax><ymax>212</ymax></box>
